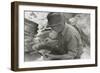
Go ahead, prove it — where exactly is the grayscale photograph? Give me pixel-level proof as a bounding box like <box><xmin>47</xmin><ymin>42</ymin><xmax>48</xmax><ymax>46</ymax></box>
<box><xmin>24</xmin><ymin>11</ymin><xmax>90</xmax><ymax>62</ymax></box>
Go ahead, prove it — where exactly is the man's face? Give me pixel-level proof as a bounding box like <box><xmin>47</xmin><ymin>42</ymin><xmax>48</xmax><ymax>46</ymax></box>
<box><xmin>49</xmin><ymin>20</ymin><xmax>65</xmax><ymax>33</ymax></box>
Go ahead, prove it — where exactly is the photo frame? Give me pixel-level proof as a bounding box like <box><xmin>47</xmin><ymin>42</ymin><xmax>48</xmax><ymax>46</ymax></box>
<box><xmin>11</xmin><ymin>1</ymin><xmax>98</xmax><ymax>71</ymax></box>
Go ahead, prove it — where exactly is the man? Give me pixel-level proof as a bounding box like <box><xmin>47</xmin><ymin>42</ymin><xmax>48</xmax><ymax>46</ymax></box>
<box><xmin>45</xmin><ymin>12</ymin><xmax>83</xmax><ymax>60</ymax></box>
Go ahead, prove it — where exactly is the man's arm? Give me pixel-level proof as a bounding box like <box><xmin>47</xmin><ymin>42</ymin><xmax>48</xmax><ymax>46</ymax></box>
<box><xmin>63</xmin><ymin>35</ymin><xmax>79</xmax><ymax>59</ymax></box>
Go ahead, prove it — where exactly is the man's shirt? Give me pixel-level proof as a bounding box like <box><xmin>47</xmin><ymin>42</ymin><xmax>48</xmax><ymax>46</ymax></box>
<box><xmin>56</xmin><ymin>23</ymin><xmax>83</xmax><ymax>59</ymax></box>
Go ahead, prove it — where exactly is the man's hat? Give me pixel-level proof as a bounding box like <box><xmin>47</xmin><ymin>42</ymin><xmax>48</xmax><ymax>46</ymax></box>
<box><xmin>47</xmin><ymin>12</ymin><xmax>65</xmax><ymax>27</ymax></box>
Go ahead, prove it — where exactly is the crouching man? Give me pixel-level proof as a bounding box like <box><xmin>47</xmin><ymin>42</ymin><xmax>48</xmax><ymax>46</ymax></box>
<box><xmin>45</xmin><ymin>12</ymin><xmax>83</xmax><ymax>60</ymax></box>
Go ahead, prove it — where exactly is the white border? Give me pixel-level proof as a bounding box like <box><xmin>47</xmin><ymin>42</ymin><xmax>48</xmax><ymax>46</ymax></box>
<box><xmin>18</xmin><ymin>5</ymin><xmax>96</xmax><ymax>68</ymax></box>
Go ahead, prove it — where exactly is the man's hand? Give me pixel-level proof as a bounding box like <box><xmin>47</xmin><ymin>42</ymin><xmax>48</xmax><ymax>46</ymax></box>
<box><xmin>44</xmin><ymin>53</ymin><xmax>74</xmax><ymax>60</ymax></box>
<box><xmin>43</xmin><ymin>53</ymin><xmax>63</xmax><ymax>60</ymax></box>
<box><xmin>43</xmin><ymin>53</ymin><xmax>56</xmax><ymax>60</ymax></box>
